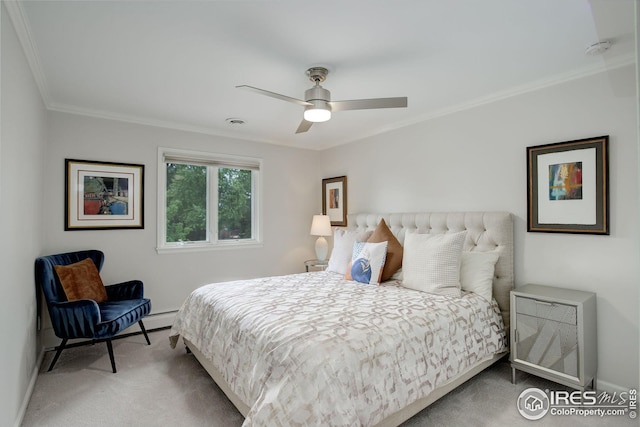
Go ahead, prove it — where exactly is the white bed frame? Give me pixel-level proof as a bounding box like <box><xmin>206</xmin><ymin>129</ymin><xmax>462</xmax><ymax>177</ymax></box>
<box><xmin>184</xmin><ymin>211</ymin><xmax>514</xmax><ymax>426</ymax></box>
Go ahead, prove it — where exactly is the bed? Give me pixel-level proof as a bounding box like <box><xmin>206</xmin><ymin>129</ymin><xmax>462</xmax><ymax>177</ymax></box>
<box><xmin>169</xmin><ymin>211</ymin><xmax>514</xmax><ymax>426</ymax></box>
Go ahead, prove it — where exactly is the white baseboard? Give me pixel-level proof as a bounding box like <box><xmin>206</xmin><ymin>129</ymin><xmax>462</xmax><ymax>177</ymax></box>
<box><xmin>41</xmin><ymin>310</ymin><xmax>177</xmax><ymax>350</ymax></box>
<box><xmin>141</xmin><ymin>311</ymin><xmax>177</xmax><ymax>331</ymax></box>
<box><xmin>14</xmin><ymin>349</ymin><xmax>45</xmax><ymax>427</ymax></box>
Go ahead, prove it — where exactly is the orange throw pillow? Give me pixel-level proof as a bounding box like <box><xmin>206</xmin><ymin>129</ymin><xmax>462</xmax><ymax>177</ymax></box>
<box><xmin>367</xmin><ymin>218</ymin><xmax>403</xmax><ymax>282</ymax></box>
<box><xmin>54</xmin><ymin>258</ymin><xmax>108</xmax><ymax>303</ymax></box>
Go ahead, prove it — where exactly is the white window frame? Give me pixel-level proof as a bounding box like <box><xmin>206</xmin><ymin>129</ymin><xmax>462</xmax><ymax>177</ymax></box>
<box><xmin>157</xmin><ymin>147</ymin><xmax>263</xmax><ymax>254</ymax></box>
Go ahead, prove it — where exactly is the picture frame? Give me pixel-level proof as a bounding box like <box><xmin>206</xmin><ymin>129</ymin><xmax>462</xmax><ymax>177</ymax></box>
<box><xmin>65</xmin><ymin>159</ymin><xmax>144</xmax><ymax>230</ymax></box>
<box><xmin>527</xmin><ymin>136</ymin><xmax>609</xmax><ymax>235</ymax></box>
<box><xmin>322</xmin><ymin>176</ymin><xmax>347</xmax><ymax>226</ymax></box>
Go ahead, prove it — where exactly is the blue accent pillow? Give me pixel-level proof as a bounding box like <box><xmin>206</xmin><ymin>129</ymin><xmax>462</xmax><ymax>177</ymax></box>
<box><xmin>345</xmin><ymin>241</ymin><xmax>388</xmax><ymax>285</ymax></box>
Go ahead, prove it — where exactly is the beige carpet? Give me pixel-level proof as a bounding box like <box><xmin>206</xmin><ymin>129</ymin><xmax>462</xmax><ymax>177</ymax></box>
<box><xmin>22</xmin><ymin>329</ymin><xmax>634</xmax><ymax>427</ymax></box>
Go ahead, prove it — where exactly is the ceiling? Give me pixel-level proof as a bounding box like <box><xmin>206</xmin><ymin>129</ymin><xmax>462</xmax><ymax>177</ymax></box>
<box><xmin>8</xmin><ymin>0</ymin><xmax>637</xmax><ymax>150</ymax></box>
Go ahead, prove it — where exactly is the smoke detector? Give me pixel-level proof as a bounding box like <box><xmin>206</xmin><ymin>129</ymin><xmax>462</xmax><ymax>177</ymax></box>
<box><xmin>585</xmin><ymin>41</ymin><xmax>611</xmax><ymax>56</ymax></box>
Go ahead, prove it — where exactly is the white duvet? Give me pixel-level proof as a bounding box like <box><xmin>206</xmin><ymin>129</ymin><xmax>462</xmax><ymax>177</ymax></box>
<box><xmin>170</xmin><ymin>271</ymin><xmax>507</xmax><ymax>426</ymax></box>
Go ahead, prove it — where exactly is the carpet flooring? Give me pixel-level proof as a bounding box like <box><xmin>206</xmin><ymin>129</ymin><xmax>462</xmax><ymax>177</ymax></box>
<box><xmin>22</xmin><ymin>328</ymin><xmax>635</xmax><ymax>427</ymax></box>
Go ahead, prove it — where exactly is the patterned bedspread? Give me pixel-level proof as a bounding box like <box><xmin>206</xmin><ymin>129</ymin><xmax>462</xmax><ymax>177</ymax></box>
<box><xmin>169</xmin><ymin>271</ymin><xmax>507</xmax><ymax>426</ymax></box>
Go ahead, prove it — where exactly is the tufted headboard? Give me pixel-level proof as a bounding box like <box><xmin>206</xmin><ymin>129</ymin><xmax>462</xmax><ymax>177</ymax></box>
<box><xmin>346</xmin><ymin>212</ymin><xmax>514</xmax><ymax>331</ymax></box>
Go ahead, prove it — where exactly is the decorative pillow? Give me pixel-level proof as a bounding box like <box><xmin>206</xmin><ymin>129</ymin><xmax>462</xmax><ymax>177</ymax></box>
<box><xmin>367</xmin><ymin>218</ymin><xmax>403</xmax><ymax>281</ymax></box>
<box><xmin>345</xmin><ymin>241</ymin><xmax>388</xmax><ymax>285</ymax></box>
<box><xmin>460</xmin><ymin>251</ymin><xmax>499</xmax><ymax>302</ymax></box>
<box><xmin>54</xmin><ymin>258</ymin><xmax>108</xmax><ymax>303</ymax></box>
<box><xmin>401</xmin><ymin>231</ymin><xmax>467</xmax><ymax>297</ymax></box>
<box><xmin>326</xmin><ymin>229</ymin><xmax>373</xmax><ymax>274</ymax></box>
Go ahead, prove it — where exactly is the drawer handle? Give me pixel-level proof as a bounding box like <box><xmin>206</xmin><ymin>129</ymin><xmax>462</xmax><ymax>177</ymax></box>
<box><xmin>534</xmin><ymin>300</ymin><xmax>555</xmax><ymax>307</ymax></box>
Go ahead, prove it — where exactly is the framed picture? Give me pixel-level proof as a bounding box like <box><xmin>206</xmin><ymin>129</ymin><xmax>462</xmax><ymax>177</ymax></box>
<box><xmin>322</xmin><ymin>176</ymin><xmax>347</xmax><ymax>226</ymax></box>
<box><xmin>65</xmin><ymin>159</ymin><xmax>144</xmax><ymax>230</ymax></box>
<box><xmin>527</xmin><ymin>136</ymin><xmax>609</xmax><ymax>234</ymax></box>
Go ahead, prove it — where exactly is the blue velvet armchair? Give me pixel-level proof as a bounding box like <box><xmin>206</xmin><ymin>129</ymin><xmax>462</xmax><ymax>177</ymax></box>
<box><xmin>35</xmin><ymin>250</ymin><xmax>151</xmax><ymax>373</ymax></box>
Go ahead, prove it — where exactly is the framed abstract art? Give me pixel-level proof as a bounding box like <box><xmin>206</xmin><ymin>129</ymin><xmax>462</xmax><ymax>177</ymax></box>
<box><xmin>65</xmin><ymin>159</ymin><xmax>144</xmax><ymax>230</ymax></box>
<box><xmin>322</xmin><ymin>175</ymin><xmax>347</xmax><ymax>226</ymax></box>
<box><xmin>527</xmin><ymin>136</ymin><xmax>609</xmax><ymax>235</ymax></box>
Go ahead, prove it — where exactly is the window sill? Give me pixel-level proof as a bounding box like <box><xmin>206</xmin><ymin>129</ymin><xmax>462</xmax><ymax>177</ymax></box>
<box><xmin>156</xmin><ymin>240</ymin><xmax>263</xmax><ymax>254</ymax></box>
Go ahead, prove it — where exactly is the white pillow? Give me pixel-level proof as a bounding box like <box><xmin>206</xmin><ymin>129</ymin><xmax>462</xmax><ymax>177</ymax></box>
<box><xmin>326</xmin><ymin>229</ymin><xmax>373</xmax><ymax>274</ymax></box>
<box><xmin>401</xmin><ymin>231</ymin><xmax>467</xmax><ymax>297</ymax></box>
<box><xmin>345</xmin><ymin>241</ymin><xmax>388</xmax><ymax>285</ymax></box>
<box><xmin>460</xmin><ymin>252</ymin><xmax>499</xmax><ymax>302</ymax></box>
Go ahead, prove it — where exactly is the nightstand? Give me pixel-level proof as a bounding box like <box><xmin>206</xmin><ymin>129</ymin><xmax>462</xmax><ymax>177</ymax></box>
<box><xmin>304</xmin><ymin>259</ymin><xmax>328</xmax><ymax>272</ymax></box>
<box><xmin>510</xmin><ymin>284</ymin><xmax>597</xmax><ymax>391</ymax></box>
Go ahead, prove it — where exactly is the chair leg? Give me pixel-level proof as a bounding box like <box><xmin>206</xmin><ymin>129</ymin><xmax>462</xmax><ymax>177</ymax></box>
<box><xmin>48</xmin><ymin>338</ymin><xmax>68</xmax><ymax>372</ymax></box>
<box><xmin>138</xmin><ymin>320</ymin><xmax>151</xmax><ymax>345</ymax></box>
<box><xmin>106</xmin><ymin>339</ymin><xmax>117</xmax><ymax>373</ymax></box>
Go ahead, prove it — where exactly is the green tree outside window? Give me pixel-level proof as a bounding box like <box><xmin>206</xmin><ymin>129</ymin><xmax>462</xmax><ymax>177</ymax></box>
<box><xmin>165</xmin><ymin>164</ymin><xmax>252</xmax><ymax>243</ymax></box>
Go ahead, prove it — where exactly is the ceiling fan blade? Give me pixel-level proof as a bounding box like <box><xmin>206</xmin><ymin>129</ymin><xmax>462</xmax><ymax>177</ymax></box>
<box><xmin>295</xmin><ymin>119</ymin><xmax>313</xmax><ymax>134</ymax></box>
<box><xmin>236</xmin><ymin>85</ymin><xmax>312</xmax><ymax>107</ymax></box>
<box><xmin>329</xmin><ymin>97</ymin><xmax>407</xmax><ymax>112</ymax></box>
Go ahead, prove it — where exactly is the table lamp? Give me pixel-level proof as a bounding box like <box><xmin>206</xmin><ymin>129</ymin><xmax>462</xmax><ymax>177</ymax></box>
<box><xmin>310</xmin><ymin>214</ymin><xmax>332</xmax><ymax>261</ymax></box>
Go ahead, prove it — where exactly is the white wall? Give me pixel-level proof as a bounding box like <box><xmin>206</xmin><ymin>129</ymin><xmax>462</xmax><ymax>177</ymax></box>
<box><xmin>0</xmin><ymin>4</ymin><xmax>49</xmax><ymax>426</ymax></box>
<box><xmin>320</xmin><ymin>64</ymin><xmax>639</xmax><ymax>392</ymax></box>
<box><xmin>40</xmin><ymin>112</ymin><xmax>321</xmax><ymax>344</ymax></box>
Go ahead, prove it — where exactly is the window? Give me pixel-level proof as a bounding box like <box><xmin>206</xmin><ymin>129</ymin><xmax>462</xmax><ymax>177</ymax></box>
<box><xmin>157</xmin><ymin>148</ymin><xmax>262</xmax><ymax>253</ymax></box>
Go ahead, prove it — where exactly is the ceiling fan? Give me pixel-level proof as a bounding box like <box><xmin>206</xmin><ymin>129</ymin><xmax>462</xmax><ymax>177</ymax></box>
<box><xmin>236</xmin><ymin>67</ymin><xmax>408</xmax><ymax>134</ymax></box>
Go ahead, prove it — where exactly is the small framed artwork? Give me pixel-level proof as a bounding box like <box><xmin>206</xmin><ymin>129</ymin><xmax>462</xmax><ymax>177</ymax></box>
<box><xmin>65</xmin><ymin>159</ymin><xmax>144</xmax><ymax>230</ymax></box>
<box><xmin>527</xmin><ymin>136</ymin><xmax>609</xmax><ymax>234</ymax></box>
<box><xmin>322</xmin><ymin>175</ymin><xmax>347</xmax><ymax>226</ymax></box>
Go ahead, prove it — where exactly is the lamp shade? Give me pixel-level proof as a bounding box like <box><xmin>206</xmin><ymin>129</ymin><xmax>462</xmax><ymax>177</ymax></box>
<box><xmin>310</xmin><ymin>215</ymin><xmax>332</xmax><ymax>236</ymax></box>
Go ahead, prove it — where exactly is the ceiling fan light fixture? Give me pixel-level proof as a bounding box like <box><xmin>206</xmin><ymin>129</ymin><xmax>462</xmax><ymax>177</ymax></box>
<box><xmin>237</xmin><ymin>65</ymin><xmax>407</xmax><ymax>133</ymax></box>
<box><xmin>303</xmin><ymin>101</ymin><xmax>331</xmax><ymax>122</ymax></box>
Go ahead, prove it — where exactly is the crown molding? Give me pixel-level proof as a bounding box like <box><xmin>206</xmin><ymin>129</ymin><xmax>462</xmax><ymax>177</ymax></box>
<box><xmin>47</xmin><ymin>101</ymin><xmax>290</xmax><ymax>148</ymax></box>
<box><xmin>382</xmin><ymin>53</ymin><xmax>637</xmax><ymax>135</ymax></box>
<box><xmin>4</xmin><ymin>0</ymin><xmax>52</xmax><ymax>107</ymax></box>
<box><xmin>51</xmin><ymin>52</ymin><xmax>635</xmax><ymax>152</ymax></box>
<box><xmin>297</xmin><ymin>54</ymin><xmax>638</xmax><ymax>150</ymax></box>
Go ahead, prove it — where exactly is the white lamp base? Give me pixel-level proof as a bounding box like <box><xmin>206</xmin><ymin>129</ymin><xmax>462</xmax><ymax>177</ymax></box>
<box><xmin>315</xmin><ymin>236</ymin><xmax>329</xmax><ymax>261</ymax></box>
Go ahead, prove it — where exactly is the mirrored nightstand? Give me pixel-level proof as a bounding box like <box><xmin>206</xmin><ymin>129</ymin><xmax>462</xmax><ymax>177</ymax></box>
<box><xmin>510</xmin><ymin>284</ymin><xmax>597</xmax><ymax>391</ymax></box>
<box><xmin>304</xmin><ymin>259</ymin><xmax>328</xmax><ymax>272</ymax></box>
